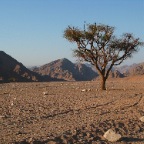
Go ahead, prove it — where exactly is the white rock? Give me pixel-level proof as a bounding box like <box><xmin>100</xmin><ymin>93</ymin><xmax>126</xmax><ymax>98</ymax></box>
<box><xmin>11</xmin><ymin>101</ymin><xmax>14</xmax><ymax>106</ymax></box>
<box><xmin>103</xmin><ymin>129</ymin><xmax>121</xmax><ymax>142</ymax></box>
<box><xmin>140</xmin><ymin>116</ymin><xmax>144</xmax><ymax>122</ymax></box>
<box><xmin>81</xmin><ymin>89</ymin><xmax>86</xmax><ymax>92</ymax></box>
<box><xmin>43</xmin><ymin>91</ymin><xmax>48</xmax><ymax>95</ymax></box>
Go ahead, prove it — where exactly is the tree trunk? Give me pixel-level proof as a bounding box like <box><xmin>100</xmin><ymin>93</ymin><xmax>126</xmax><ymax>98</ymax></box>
<box><xmin>101</xmin><ymin>76</ymin><xmax>106</xmax><ymax>90</ymax></box>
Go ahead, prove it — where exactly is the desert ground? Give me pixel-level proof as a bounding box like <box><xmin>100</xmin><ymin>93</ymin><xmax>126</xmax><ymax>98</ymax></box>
<box><xmin>0</xmin><ymin>77</ymin><xmax>144</xmax><ymax>144</ymax></box>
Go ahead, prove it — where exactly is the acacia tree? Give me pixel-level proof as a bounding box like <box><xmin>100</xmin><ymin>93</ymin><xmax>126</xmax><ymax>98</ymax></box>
<box><xmin>64</xmin><ymin>23</ymin><xmax>143</xmax><ymax>90</ymax></box>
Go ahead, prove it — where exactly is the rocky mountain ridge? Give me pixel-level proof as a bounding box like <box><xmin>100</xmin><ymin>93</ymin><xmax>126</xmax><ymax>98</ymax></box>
<box><xmin>32</xmin><ymin>58</ymin><xmax>98</xmax><ymax>81</ymax></box>
<box><xmin>0</xmin><ymin>51</ymin><xmax>143</xmax><ymax>82</ymax></box>
<box><xmin>115</xmin><ymin>63</ymin><xmax>144</xmax><ymax>76</ymax></box>
<box><xmin>86</xmin><ymin>62</ymin><xmax>144</xmax><ymax>78</ymax></box>
<box><xmin>0</xmin><ymin>51</ymin><xmax>56</xmax><ymax>82</ymax></box>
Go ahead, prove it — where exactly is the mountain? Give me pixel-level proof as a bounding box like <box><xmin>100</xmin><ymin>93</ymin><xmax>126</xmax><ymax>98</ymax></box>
<box><xmin>85</xmin><ymin>63</ymin><xmax>124</xmax><ymax>78</ymax></box>
<box><xmin>32</xmin><ymin>58</ymin><xmax>98</xmax><ymax>81</ymax></box>
<box><xmin>84</xmin><ymin>62</ymin><xmax>144</xmax><ymax>79</ymax></box>
<box><xmin>116</xmin><ymin>63</ymin><xmax>144</xmax><ymax>76</ymax></box>
<box><xmin>0</xmin><ymin>51</ymin><xmax>44</xmax><ymax>82</ymax></box>
<box><xmin>1</xmin><ymin>51</ymin><xmax>143</xmax><ymax>82</ymax></box>
<box><xmin>109</xmin><ymin>70</ymin><xmax>125</xmax><ymax>78</ymax></box>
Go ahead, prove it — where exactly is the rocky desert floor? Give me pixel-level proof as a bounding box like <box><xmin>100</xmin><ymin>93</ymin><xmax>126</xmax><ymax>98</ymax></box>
<box><xmin>0</xmin><ymin>77</ymin><xmax>144</xmax><ymax>144</ymax></box>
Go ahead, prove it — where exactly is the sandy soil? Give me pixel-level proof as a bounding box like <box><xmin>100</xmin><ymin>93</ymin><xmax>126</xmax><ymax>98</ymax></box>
<box><xmin>0</xmin><ymin>78</ymin><xmax>144</xmax><ymax>144</ymax></box>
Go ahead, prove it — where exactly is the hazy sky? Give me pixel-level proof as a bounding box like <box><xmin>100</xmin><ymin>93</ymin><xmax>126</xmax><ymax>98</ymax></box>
<box><xmin>0</xmin><ymin>0</ymin><xmax>144</xmax><ymax>67</ymax></box>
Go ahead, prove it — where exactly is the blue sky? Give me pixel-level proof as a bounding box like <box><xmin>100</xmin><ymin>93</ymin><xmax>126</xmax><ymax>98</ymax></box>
<box><xmin>0</xmin><ymin>0</ymin><xmax>144</xmax><ymax>67</ymax></box>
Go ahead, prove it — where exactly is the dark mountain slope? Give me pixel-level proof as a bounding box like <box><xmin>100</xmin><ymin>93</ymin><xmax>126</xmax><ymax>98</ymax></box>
<box><xmin>0</xmin><ymin>51</ymin><xmax>43</xmax><ymax>82</ymax></box>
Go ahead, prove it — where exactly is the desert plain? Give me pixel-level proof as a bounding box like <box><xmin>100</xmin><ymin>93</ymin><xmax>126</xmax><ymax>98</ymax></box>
<box><xmin>0</xmin><ymin>76</ymin><xmax>144</xmax><ymax>144</ymax></box>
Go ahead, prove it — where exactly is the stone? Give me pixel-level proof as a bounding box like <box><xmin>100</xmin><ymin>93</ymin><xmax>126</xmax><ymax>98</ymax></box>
<box><xmin>103</xmin><ymin>129</ymin><xmax>121</xmax><ymax>142</ymax></box>
<box><xmin>43</xmin><ymin>91</ymin><xmax>48</xmax><ymax>95</ymax></box>
<box><xmin>27</xmin><ymin>137</ymin><xmax>33</xmax><ymax>143</ymax></box>
<box><xmin>81</xmin><ymin>89</ymin><xmax>86</xmax><ymax>92</ymax></box>
<box><xmin>88</xmin><ymin>89</ymin><xmax>91</xmax><ymax>91</ymax></box>
<box><xmin>11</xmin><ymin>101</ymin><xmax>14</xmax><ymax>106</ymax></box>
<box><xmin>140</xmin><ymin>116</ymin><xmax>144</xmax><ymax>122</ymax></box>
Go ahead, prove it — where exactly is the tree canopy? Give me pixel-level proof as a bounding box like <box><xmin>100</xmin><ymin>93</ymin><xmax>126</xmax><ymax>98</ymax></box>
<box><xmin>64</xmin><ymin>23</ymin><xmax>143</xmax><ymax>90</ymax></box>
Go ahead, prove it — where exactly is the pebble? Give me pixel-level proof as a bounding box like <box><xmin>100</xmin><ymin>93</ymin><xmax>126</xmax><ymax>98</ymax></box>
<box><xmin>81</xmin><ymin>89</ymin><xmax>87</xmax><ymax>92</ymax></box>
<box><xmin>11</xmin><ymin>101</ymin><xmax>14</xmax><ymax>106</ymax></box>
<box><xmin>103</xmin><ymin>129</ymin><xmax>121</xmax><ymax>142</ymax></box>
<box><xmin>43</xmin><ymin>91</ymin><xmax>48</xmax><ymax>95</ymax></box>
<box><xmin>81</xmin><ymin>89</ymin><xmax>91</xmax><ymax>92</ymax></box>
<box><xmin>27</xmin><ymin>137</ymin><xmax>33</xmax><ymax>143</ymax></box>
<box><xmin>140</xmin><ymin>116</ymin><xmax>144</xmax><ymax>122</ymax></box>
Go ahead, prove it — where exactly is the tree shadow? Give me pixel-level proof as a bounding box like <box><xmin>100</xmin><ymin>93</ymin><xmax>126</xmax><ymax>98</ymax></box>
<box><xmin>15</xmin><ymin>137</ymin><xmax>144</xmax><ymax>144</ymax></box>
<box><xmin>15</xmin><ymin>140</ymin><xmax>48</xmax><ymax>144</ymax></box>
<box><xmin>120</xmin><ymin>137</ymin><xmax>144</xmax><ymax>142</ymax></box>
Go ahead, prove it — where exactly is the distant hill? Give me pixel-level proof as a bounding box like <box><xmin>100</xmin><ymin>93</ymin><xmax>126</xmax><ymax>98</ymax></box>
<box><xmin>115</xmin><ymin>63</ymin><xmax>144</xmax><ymax>76</ymax></box>
<box><xmin>84</xmin><ymin>62</ymin><xmax>144</xmax><ymax>79</ymax></box>
<box><xmin>85</xmin><ymin>63</ymin><xmax>125</xmax><ymax>78</ymax></box>
<box><xmin>0</xmin><ymin>51</ymin><xmax>53</xmax><ymax>82</ymax></box>
<box><xmin>32</xmin><ymin>58</ymin><xmax>98</xmax><ymax>81</ymax></box>
<box><xmin>1</xmin><ymin>51</ymin><xmax>143</xmax><ymax>82</ymax></box>
<box><xmin>109</xmin><ymin>70</ymin><xmax>125</xmax><ymax>78</ymax></box>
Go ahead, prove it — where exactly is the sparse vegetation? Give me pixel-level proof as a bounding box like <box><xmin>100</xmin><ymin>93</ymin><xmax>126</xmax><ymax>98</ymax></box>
<box><xmin>64</xmin><ymin>23</ymin><xmax>144</xmax><ymax>90</ymax></box>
